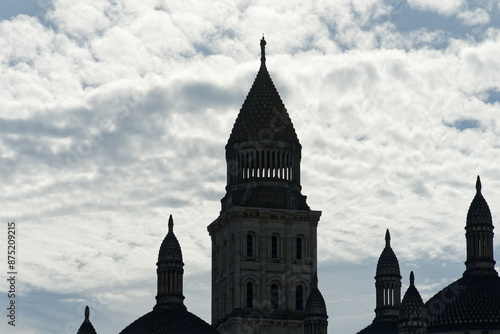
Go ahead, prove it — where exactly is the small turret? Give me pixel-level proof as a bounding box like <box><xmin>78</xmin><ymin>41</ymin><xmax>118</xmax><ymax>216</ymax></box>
<box><xmin>375</xmin><ymin>229</ymin><xmax>402</xmax><ymax>319</ymax></box>
<box><xmin>155</xmin><ymin>215</ymin><xmax>186</xmax><ymax>308</ymax></box>
<box><xmin>303</xmin><ymin>273</ymin><xmax>328</xmax><ymax>334</ymax></box>
<box><xmin>398</xmin><ymin>272</ymin><xmax>427</xmax><ymax>334</ymax></box>
<box><xmin>465</xmin><ymin>176</ymin><xmax>496</xmax><ymax>275</ymax></box>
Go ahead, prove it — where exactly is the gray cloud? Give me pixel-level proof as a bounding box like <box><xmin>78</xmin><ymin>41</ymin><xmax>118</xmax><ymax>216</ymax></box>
<box><xmin>2</xmin><ymin>1</ymin><xmax>500</xmax><ymax>333</ymax></box>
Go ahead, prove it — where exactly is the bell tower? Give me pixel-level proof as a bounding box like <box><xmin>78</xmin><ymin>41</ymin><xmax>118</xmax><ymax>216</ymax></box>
<box><xmin>207</xmin><ymin>38</ymin><xmax>323</xmax><ymax>334</ymax></box>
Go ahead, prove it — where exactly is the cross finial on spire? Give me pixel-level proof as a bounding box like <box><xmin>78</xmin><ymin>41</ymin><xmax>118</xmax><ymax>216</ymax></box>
<box><xmin>84</xmin><ymin>306</ymin><xmax>90</xmax><ymax>321</ymax></box>
<box><xmin>260</xmin><ymin>35</ymin><xmax>266</xmax><ymax>63</ymax></box>
<box><xmin>410</xmin><ymin>271</ymin><xmax>415</xmax><ymax>286</ymax></box>
<box><xmin>385</xmin><ymin>229</ymin><xmax>391</xmax><ymax>246</ymax></box>
<box><xmin>168</xmin><ymin>214</ymin><xmax>174</xmax><ymax>233</ymax></box>
<box><xmin>476</xmin><ymin>175</ymin><xmax>482</xmax><ymax>193</ymax></box>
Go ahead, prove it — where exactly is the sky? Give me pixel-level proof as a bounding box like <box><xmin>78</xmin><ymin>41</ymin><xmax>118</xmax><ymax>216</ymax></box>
<box><xmin>1</xmin><ymin>0</ymin><xmax>500</xmax><ymax>333</ymax></box>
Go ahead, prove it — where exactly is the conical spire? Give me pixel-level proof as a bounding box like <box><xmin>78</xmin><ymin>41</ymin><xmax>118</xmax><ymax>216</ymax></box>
<box><xmin>226</xmin><ymin>38</ymin><xmax>299</xmax><ymax>148</ymax></box>
<box><xmin>376</xmin><ymin>229</ymin><xmax>400</xmax><ymax>277</ymax></box>
<box><xmin>465</xmin><ymin>176</ymin><xmax>496</xmax><ymax>275</ymax></box>
<box><xmin>76</xmin><ymin>306</ymin><xmax>97</xmax><ymax>334</ymax></box>
<box><xmin>409</xmin><ymin>271</ymin><xmax>415</xmax><ymax>286</ymax></box>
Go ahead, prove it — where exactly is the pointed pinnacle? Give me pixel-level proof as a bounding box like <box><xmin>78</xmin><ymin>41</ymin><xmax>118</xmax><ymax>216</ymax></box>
<box><xmin>385</xmin><ymin>229</ymin><xmax>390</xmax><ymax>246</ymax></box>
<box><xmin>260</xmin><ymin>36</ymin><xmax>266</xmax><ymax>63</ymax></box>
<box><xmin>410</xmin><ymin>271</ymin><xmax>415</xmax><ymax>286</ymax></box>
<box><xmin>168</xmin><ymin>214</ymin><xmax>174</xmax><ymax>233</ymax></box>
<box><xmin>476</xmin><ymin>175</ymin><xmax>482</xmax><ymax>193</ymax></box>
<box><xmin>85</xmin><ymin>306</ymin><xmax>90</xmax><ymax>321</ymax></box>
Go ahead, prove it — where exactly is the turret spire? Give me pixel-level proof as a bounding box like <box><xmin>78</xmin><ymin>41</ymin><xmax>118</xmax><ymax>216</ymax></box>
<box><xmin>476</xmin><ymin>175</ymin><xmax>482</xmax><ymax>193</ymax></box>
<box><xmin>410</xmin><ymin>271</ymin><xmax>415</xmax><ymax>286</ymax></box>
<box><xmin>168</xmin><ymin>214</ymin><xmax>173</xmax><ymax>234</ymax></box>
<box><xmin>84</xmin><ymin>306</ymin><xmax>89</xmax><ymax>322</ymax></box>
<box><xmin>386</xmin><ymin>229</ymin><xmax>391</xmax><ymax>246</ymax></box>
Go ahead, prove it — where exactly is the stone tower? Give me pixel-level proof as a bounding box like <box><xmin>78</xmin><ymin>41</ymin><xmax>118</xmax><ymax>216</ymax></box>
<box><xmin>207</xmin><ymin>38</ymin><xmax>323</xmax><ymax>334</ymax></box>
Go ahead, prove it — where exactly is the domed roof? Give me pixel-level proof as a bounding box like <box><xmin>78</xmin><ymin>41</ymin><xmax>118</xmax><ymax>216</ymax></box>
<box><xmin>425</xmin><ymin>273</ymin><xmax>500</xmax><ymax>331</ymax></box>
<box><xmin>399</xmin><ymin>272</ymin><xmax>426</xmax><ymax>321</ymax></box>
<box><xmin>304</xmin><ymin>273</ymin><xmax>327</xmax><ymax>316</ymax></box>
<box><xmin>118</xmin><ymin>305</ymin><xmax>219</xmax><ymax>334</ymax></box>
<box><xmin>158</xmin><ymin>215</ymin><xmax>182</xmax><ymax>264</ymax></box>
<box><xmin>76</xmin><ymin>306</ymin><xmax>97</xmax><ymax>334</ymax></box>
<box><xmin>466</xmin><ymin>176</ymin><xmax>493</xmax><ymax>227</ymax></box>
<box><xmin>376</xmin><ymin>230</ymin><xmax>400</xmax><ymax>278</ymax></box>
<box><xmin>227</xmin><ymin>37</ymin><xmax>300</xmax><ymax>148</ymax></box>
<box><xmin>356</xmin><ymin>320</ymin><xmax>398</xmax><ymax>334</ymax></box>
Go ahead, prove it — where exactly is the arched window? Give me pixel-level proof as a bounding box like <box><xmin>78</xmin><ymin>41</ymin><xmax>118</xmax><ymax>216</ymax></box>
<box><xmin>247</xmin><ymin>233</ymin><xmax>253</xmax><ymax>258</ymax></box>
<box><xmin>271</xmin><ymin>284</ymin><xmax>279</xmax><ymax>309</ymax></box>
<box><xmin>296</xmin><ymin>285</ymin><xmax>304</xmax><ymax>310</ymax></box>
<box><xmin>296</xmin><ymin>237</ymin><xmax>303</xmax><ymax>260</ymax></box>
<box><xmin>271</xmin><ymin>235</ymin><xmax>278</xmax><ymax>259</ymax></box>
<box><xmin>246</xmin><ymin>282</ymin><xmax>253</xmax><ymax>308</ymax></box>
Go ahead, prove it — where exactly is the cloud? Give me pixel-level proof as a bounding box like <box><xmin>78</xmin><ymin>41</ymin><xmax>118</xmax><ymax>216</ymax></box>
<box><xmin>408</xmin><ymin>0</ymin><xmax>464</xmax><ymax>16</ymax></box>
<box><xmin>2</xmin><ymin>1</ymin><xmax>500</xmax><ymax>333</ymax></box>
<box><xmin>457</xmin><ymin>8</ymin><xmax>490</xmax><ymax>26</ymax></box>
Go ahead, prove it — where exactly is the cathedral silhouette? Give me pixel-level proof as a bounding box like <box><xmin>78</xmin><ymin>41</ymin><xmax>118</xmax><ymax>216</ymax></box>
<box><xmin>75</xmin><ymin>39</ymin><xmax>500</xmax><ymax>334</ymax></box>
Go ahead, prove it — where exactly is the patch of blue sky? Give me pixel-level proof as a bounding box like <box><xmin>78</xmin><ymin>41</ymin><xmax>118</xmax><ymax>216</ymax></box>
<box><xmin>444</xmin><ymin>118</ymin><xmax>481</xmax><ymax>131</ymax></box>
<box><xmin>0</xmin><ymin>0</ymin><xmax>49</xmax><ymax>21</ymax></box>
<box><xmin>389</xmin><ymin>3</ymin><xmax>500</xmax><ymax>44</ymax></box>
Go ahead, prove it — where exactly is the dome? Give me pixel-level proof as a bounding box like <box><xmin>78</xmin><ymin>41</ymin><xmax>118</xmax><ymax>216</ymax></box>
<box><xmin>304</xmin><ymin>273</ymin><xmax>327</xmax><ymax>316</ymax></box>
<box><xmin>356</xmin><ymin>320</ymin><xmax>398</xmax><ymax>334</ymax></box>
<box><xmin>466</xmin><ymin>176</ymin><xmax>493</xmax><ymax>227</ymax></box>
<box><xmin>425</xmin><ymin>274</ymin><xmax>500</xmax><ymax>331</ymax></box>
<box><xmin>119</xmin><ymin>305</ymin><xmax>219</xmax><ymax>334</ymax></box>
<box><xmin>120</xmin><ymin>215</ymin><xmax>218</xmax><ymax>334</ymax></box>
<box><xmin>158</xmin><ymin>215</ymin><xmax>183</xmax><ymax>264</ymax></box>
<box><xmin>376</xmin><ymin>230</ymin><xmax>401</xmax><ymax>278</ymax></box>
<box><xmin>76</xmin><ymin>306</ymin><xmax>97</xmax><ymax>334</ymax></box>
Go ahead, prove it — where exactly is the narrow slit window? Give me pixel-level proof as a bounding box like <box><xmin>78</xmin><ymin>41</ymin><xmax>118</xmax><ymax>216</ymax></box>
<box><xmin>247</xmin><ymin>234</ymin><xmax>253</xmax><ymax>258</ymax></box>
<box><xmin>296</xmin><ymin>237</ymin><xmax>303</xmax><ymax>260</ymax></box>
<box><xmin>272</xmin><ymin>235</ymin><xmax>278</xmax><ymax>259</ymax></box>
<box><xmin>296</xmin><ymin>285</ymin><xmax>304</xmax><ymax>310</ymax></box>
<box><xmin>246</xmin><ymin>282</ymin><xmax>253</xmax><ymax>308</ymax></box>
